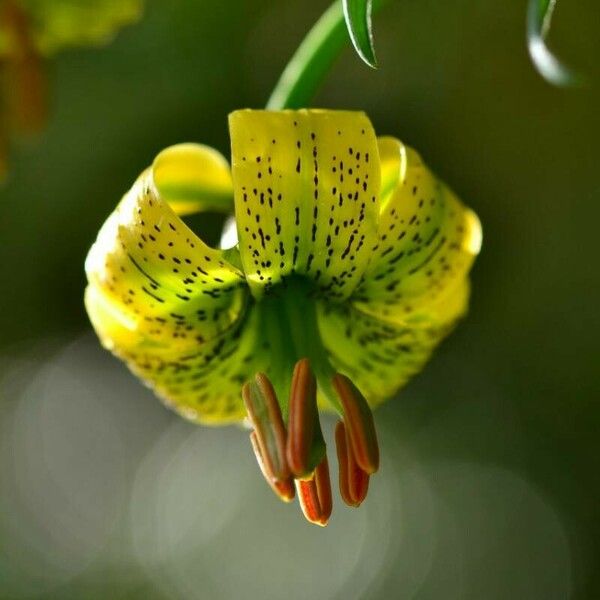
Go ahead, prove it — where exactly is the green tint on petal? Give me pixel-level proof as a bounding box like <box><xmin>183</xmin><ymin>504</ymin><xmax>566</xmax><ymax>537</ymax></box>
<box><xmin>354</xmin><ymin>137</ymin><xmax>481</xmax><ymax>326</ymax></box>
<box><xmin>85</xmin><ymin>148</ymin><xmax>248</xmax><ymax>354</ymax></box>
<box><xmin>84</xmin><ymin>146</ymin><xmax>261</xmax><ymax>424</ymax></box>
<box><xmin>229</xmin><ymin>109</ymin><xmax>380</xmax><ymax>301</ymax></box>
<box><xmin>87</xmin><ymin>282</ymin><xmax>265</xmax><ymax>424</ymax></box>
<box><xmin>153</xmin><ymin>143</ymin><xmax>234</xmax><ymax>216</ymax></box>
<box><xmin>317</xmin><ymin>284</ymin><xmax>467</xmax><ymax>407</ymax></box>
<box><xmin>377</xmin><ymin>136</ymin><xmax>404</xmax><ymax>203</ymax></box>
<box><xmin>120</xmin><ymin>305</ymin><xmax>264</xmax><ymax>425</ymax></box>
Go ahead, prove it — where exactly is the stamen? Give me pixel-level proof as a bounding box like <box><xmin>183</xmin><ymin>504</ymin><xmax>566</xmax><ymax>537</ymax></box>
<box><xmin>243</xmin><ymin>365</ymin><xmax>370</xmax><ymax>524</ymax></box>
<box><xmin>286</xmin><ymin>358</ymin><xmax>318</xmax><ymax>477</ymax></box>
<box><xmin>242</xmin><ymin>373</ymin><xmax>290</xmax><ymax>482</ymax></box>
<box><xmin>332</xmin><ymin>373</ymin><xmax>380</xmax><ymax>474</ymax></box>
<box><xmin>296</xmin><ymin>456</ymin><xmax>333</xmax><ymax>526</ymax></box>
<box><xmin>335</xmin><ymin>421</ymin><xmax>369</xmax><ymax>507</ymax></box>
<box><xmin>250</xmin><ymin>431</ymin><xmax>295</xmax><ymax>502</ymax></box>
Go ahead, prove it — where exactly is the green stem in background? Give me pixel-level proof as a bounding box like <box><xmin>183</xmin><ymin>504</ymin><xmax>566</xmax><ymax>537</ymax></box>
<box><xmin>527</xmin><ymin>0</ymin><xmax>583</xmax><ymax>86</ymax></box>
<box><xmin>267</xmin><ymin>0</ymin><xmax>387</xmax><ymax>110</ymax></box>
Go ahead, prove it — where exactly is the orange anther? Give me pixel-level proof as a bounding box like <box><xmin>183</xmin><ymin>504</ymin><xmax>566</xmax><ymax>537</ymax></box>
<box><xmin>296</xmin><ymin>455</ymin><xmax>332</xmax><ymax>526</ymax></box>
<box><xmin>250</xmin><ymin>431</ymin><xmax>295</xmax><ymax>503</ymax></box>
<box><xmin>286</xmin><ymin>358</ymin><xmax>318</xmax><ymax>477</ymax></box>
<box><xmin>335</xmin><ymin>421</ymin><xmax>369</xmax><ymax>507</ymax></box>
<box><xmin>332</xmin><ymin>373</ymin><xmax>380</xmax><ymax>474</ymax></box>
<box><xmin>243</xmin><ymin>373</ymin><xmax>290</xmax><ymax>481</ymax></box>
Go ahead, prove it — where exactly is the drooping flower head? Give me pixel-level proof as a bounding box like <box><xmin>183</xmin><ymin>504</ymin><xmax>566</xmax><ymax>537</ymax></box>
<box><xmin>85</xmin><ymin>110</ymin><xmax>481</xmax><ymax>525</ymax></box>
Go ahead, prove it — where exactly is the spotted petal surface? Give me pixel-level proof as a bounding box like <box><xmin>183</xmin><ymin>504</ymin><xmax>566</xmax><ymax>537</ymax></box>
<box><xmin>229</xmin><ymin>110</ymin><xmax>380</xmax><ymax>300</ymax></box>
<box><xmin>318</xmin><ymin>136</ymin><xmax>481</xmax><ymax>407</ymax></box>
<box><xmin>85</xmin><ymin>143</ymin><xmax>264</xmax><ymax>424</ymax></box>
<box><xmin>85</xmin><ymin>112</ymin><xmax>481</xmax><ymax>425</ymax></box>
<box><xmin>354</xmin><ymin>137</ymin><xmax>481</xmax><ymax>326</ymax></box>
<box><xmin>318</xmin><ymin>281</ymin><xmax>470</xmax><ymax>408</ymax></box>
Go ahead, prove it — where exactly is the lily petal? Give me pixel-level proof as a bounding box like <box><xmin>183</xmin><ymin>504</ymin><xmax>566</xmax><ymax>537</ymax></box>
<box><xmin>229</xmin><ymin>109</ymin><xmax>380</xmax><ymax>300</ymax></box>
<box><xmin>91</xmin><ymin>303</ymin><xmax>265</xmax><ymax>424</ymax></box>
<box><xmin>153</xmin><ymin>143</ymin><xmax>234</xmax><ymax>216</ymax></box>
<box><xmin>320</xmin><ymin>139</ymin><xmax>476</xmax><ymax>406</ymax></box>
<box><xmin>85</xmin><ymin>144</ymin><xmax>261</xmax><ymax>424</ymax></box>
<box><xmin>377</xmin><ymin>136</ymin><xmax>404</xmax><ymax>203</ymax></box>
<box><xmin>317</xmin><ymin>283</ymin><xmax>469</xmax><ymax>407</ymax></box>
<box><xmin>354</xmin><ymin>136</ymin><xmax>481</xmax><ymax>326</ymax></box>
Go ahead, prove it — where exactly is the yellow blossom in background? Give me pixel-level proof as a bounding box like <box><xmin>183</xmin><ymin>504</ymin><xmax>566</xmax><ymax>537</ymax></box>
<box><xmin>0</xmin><ymin>0</ymin><xmax>143</xmax><ymax>178</ymax></box>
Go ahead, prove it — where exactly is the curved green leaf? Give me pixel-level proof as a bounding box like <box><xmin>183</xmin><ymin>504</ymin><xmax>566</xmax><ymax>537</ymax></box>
<box><xmin>267</xmin><ymin>1</ymin><xmax>347</xmax><ymax>110</ymax></box>
<box><xmin>527</xmin><ymin>0</ymin><xmax>581</xmax><ymax>86</ymax></box>
<box><xmin>267</xmin><ymin>0</ymin><xmax>386</xmax><ymax>110</ymax></box>
<box><xmin>343</xmin><ymin>0</ymin><xmax>377</xmax><ymax>68</ymax></box>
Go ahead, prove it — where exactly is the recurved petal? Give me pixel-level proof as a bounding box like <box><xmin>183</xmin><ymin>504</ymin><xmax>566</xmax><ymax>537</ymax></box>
<box><xmin>378</xmin><ymin>136</ymin><xmax>404</xmax><ymax>203</ymax></box>
<box><xmin>86</xmin><ymin>292</ymin><xmax>266</xmax><ymax>424</ymax></box>
<box><xmin>85</xmin><ymin>145</ymin><xmax>247</xmax><ymax>352</ymax></box>
<box><xmin>317</xmin><ymin>283</ymin><xmax>468</xmax><ymax>407</ymax></box>
<box><xmin>153</xmin><ymin>143</ymin><xmax>234</xmax><ymax>216</ymax></box>
<box><xmin>84</xmin><ymin>144</ymin><xmax>258</xmax><ymax>423</ymax></box>
<box><xmin>229</xmin><ymin>109</ymin><xmax>380</xmax><ymax>300</ymax></box>
<box><xmin>354</xmin><ymin>136</ymin><xmax>481</xmax><ymax>326</ymax></box>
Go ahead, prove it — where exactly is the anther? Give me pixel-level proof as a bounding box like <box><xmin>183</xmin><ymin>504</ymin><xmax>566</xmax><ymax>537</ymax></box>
<box><xmin>250</xmin><ymin>431</ymin><xmax>295</xmax><ymax>502</ymax></box>
<box><xmin>331</xmin><ymin>373</ymin><xmax>380</xmax><ymax>474</ymax></box>
<box><xmin>243</xmin><ymin>373</ymin><xmax>292</xmax><ymax>490</ymax></box>
<box><xmin>286</xmin><ymin>358</ymin><xmax>319</xmax><ymax>477</ymax></box>
<box><xmin>335</xmin><ymin>421</ymin><xmax>369</xmax><ymax>506</ymax></box>
<box><xmin>296</xmin><ymin>456</ymin><xmax>333</xmax><ymax>527</ymax></box>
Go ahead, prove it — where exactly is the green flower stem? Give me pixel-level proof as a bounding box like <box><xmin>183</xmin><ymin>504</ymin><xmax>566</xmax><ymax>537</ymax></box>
<box><xmin>255</xmin><ymin>278</ymin><xmax>333</xmax><ymax>471</ymax></box>
<box><xmin>257</xmin><ymin>296</ymin><xmax>296</xmax><ymax>420</ymax></box>
<box><xmin>266</xmin><ymin>0</ymin><xmax>387</xmax><ymax>110</ymax></box>
<box><xmin>282</xmin><ymin>280</ymin><xmax>342</xmax><ymax>414</ymax></box>
<box><xmin>256</xmin><ymin>277</ymin><xmax>342</xmax><ymax>417</ymax></box>
<box><xmin>280</xmin><ymin>277</ymin><xmax>330</xmax><ymax>468</ymax></box>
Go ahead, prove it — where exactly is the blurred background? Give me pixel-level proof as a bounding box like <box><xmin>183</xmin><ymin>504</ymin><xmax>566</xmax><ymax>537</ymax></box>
<box><xmin>1</xmin><ymin>0</ymin><xmax>599</xmax><ymax>598</ymax></box>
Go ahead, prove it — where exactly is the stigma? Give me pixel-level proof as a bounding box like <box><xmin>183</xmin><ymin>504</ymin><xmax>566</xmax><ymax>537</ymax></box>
<box><xmin>242</xmin><ymin>358</ymin><xmax>379</xmax><ymax>526</ymax></box>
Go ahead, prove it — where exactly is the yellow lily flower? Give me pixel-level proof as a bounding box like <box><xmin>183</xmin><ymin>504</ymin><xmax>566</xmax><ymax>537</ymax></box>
<box><xmin>85</xmin><ymin>109</ymin><xmax>482</xmax><ymax>525</ymax></box>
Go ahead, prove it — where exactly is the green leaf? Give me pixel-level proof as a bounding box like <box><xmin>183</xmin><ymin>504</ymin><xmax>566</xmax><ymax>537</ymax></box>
<box><xmin>267</xmin><ymin>0</ymin><xmax>387</xmax><ymax>110</ymax></box>
<box><xmin>527</xmin><ymin>0</ymin><xmax>581</xmax><ymax>86</ymax></box>
<box><xmin>343</xmin><ymin>0</ymin><xmax>377</xmax><ymax>68</ymax></box>
<box><xmin>267</xmin><ymin>1</ymin><xmax>348</xmax><ymax>110</ymax></box>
